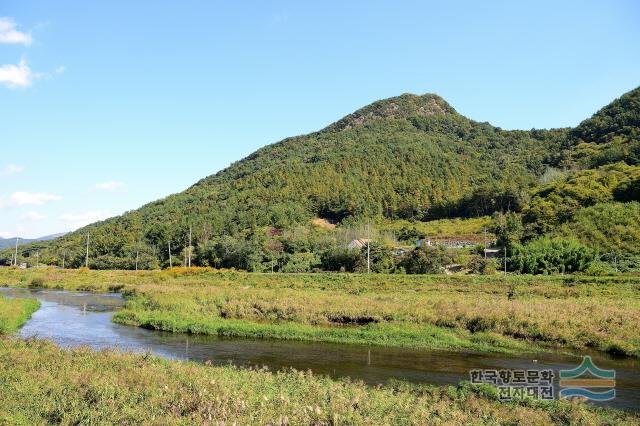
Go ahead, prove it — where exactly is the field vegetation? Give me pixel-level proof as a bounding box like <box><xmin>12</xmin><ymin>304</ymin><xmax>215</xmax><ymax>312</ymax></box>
<box><xmin>1</xmin><ymin>269</ymin><xmax>638</xmax><ymax>423</ymax></box>
<box><xmin>0</xmin><ymin>294</ymin><xmax>39</xmax><ymax>335</ymax></box>
<box><xmin>1</xmin><ymin>269</ymin><xmax>638</xmax><ymax>357</ymax></box>
<box><xmin>0</xmin><ymin>339</ymin><xmax>637</xmax><ymax>425</ymax></box>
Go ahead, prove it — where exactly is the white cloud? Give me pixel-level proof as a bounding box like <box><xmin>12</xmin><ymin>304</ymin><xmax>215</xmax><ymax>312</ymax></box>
<box><xmin>95</xmin><ymin>181</ymin><xmax>125</xmax><ymax>191</ymax></box>
<box><xmin>0</xmin><ymin>231</ymin><xmax>13</xmax><ymax>239</ymax></box>
<box><xmin>0</xmin><ymin>17</ymin><xmax>32</xmax><ymax>45</ymax></box>
<box><xmin>269</xmin><ymin>12</ymin><xmax>289</xmax><ymax>26</ymax></box>
<box><xmin>0</xmin><ymin>191</ymin><xmax>62</xmax><ymax>208</ymax></box>
<box><xmin>11</xmin><ymin>191</ymin><xmax>61</xmax><ymax>206</ymax></box>
<box><xmin>0</xmin><ymin>59</ymin><xmax>39</xmax><ymax>89</ymax></box>
<box><xmin>55</xmin><ymin>65</ymin><xmax>65</xmax><ymax>74</ymax></box>
<box><xmin>25</xmin><ymin>211</ymin><xmax>46</xmax><ymax>221</ymax></box>
<box><xmin>0</xmin><ymin>164</ymin><xmax>25</xmax><ymax>176</ymax></box>
<box><xmin>60</xmin><ymin>211</ymin><xmax>111</xmax><ymax>230</ymax></box>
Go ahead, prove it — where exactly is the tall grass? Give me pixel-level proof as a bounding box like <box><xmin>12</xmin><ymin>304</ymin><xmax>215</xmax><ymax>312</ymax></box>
<box><xmin>1</xmin><ymin>269</ymin><xmax>639</xmax><ymax>356</ymax></box>
<box><xmin>0</xmin><ymin>295</ymin><xmax>40</xmax><ymax>335</ymax></box>
<box><xmin>0</xmin><ymin>339</ymin><xmax>636</xmax><ymax>425</ymax></box>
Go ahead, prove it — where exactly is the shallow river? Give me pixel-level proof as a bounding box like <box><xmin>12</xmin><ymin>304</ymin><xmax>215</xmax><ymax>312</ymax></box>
<box><xmin>2</xmin><ymin>287</ymin><xmax>638</xmax><ymax>411</ymax></box>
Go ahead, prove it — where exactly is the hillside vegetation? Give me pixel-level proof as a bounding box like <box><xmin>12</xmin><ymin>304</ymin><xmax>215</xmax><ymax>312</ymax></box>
<box><xmin>3</xmin><ymin>87</ymin><xmax>639</xmax><ymax>272</ymax></box>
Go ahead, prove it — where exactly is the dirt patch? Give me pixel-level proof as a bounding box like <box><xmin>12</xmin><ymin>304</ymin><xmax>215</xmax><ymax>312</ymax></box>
<box><xmin>311</xmin><ymin>218</ymin><xmax>336</xmax><ymax>230</ymax></box>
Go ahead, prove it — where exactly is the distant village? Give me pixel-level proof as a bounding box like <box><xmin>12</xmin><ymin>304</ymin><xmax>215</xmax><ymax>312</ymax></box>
<box><xmin>3</xmin><ymin>228</ymin><xmax>500</xmax><ymax>271</ymax></box>
<box><xmin>347</xmin><ymin>237</ymin><xmax>499</xmax><ymax>257</ymax></box>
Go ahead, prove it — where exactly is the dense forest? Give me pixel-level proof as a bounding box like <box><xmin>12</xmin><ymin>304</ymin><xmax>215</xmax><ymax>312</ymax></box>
<box><xmin>3</xmin><ymin>87</ymin><xmax>639</xmax><ymax>273</ymax></box>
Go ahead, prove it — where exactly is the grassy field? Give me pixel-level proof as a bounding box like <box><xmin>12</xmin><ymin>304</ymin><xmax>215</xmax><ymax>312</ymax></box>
<box><xmin>0</xmin><ymin>338</ymin><xmax>636</xmax><ymax>425</ymax></box>
<box><xmin>0</xmin><ymin>294</ymin><xmax>40</xmax><ymax>335</ymax></box>
<box><xmin>0</xmin><ymin>269</ymin><xmax>638</xmax><ymax>423</ymax></box>
<box><xmin>1</xmin><ymin>268</ymin><xmax>639</xmax><ymax>357</ymax></box>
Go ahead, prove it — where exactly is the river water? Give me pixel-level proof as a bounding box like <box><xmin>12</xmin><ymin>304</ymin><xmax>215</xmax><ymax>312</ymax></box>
<box><xmin>2</xmin><ymin>287</ymin><xmax>638</xmax><ymax>411</ymax></box>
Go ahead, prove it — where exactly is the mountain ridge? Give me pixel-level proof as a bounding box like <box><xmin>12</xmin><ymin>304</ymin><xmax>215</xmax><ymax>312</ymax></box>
<box><xmin>3</xmin><ymin>86</ymin><xmax>638</xmax><ymax>269</ymax></box>
<box><xmin>0</xmin><ymin>233</ymin><xmax>67</xmax><ymax>250</ymax></box>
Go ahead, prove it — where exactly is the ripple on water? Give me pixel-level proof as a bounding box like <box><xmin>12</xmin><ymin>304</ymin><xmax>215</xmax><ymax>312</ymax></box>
<box><xmin>1</xmin><ymin>287</ymin><xmax>638</xmax><ymax>412</ymax></box>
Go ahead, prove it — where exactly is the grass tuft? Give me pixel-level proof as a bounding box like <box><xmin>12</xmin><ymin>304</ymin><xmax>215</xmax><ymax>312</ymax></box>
<box><xmin>0</xmin><ymin>295</ymin><xmax>40</xmax><ymax>335</ymax></box>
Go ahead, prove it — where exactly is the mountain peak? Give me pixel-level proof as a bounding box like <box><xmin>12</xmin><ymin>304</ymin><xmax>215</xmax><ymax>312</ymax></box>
<box><xmin>571</xmin><ymin>86</ymin><xmax>640</xmax><ymax>144</ymax></box>
<box><xmin>325</xmin><ymin>93</ymin><xmax>457</xmax><ymax>132</ymax></box>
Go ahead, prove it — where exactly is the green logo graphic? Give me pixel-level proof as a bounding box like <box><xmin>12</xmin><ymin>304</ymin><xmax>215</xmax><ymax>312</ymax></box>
<box><xmin>559</xmin><ymin>356</ymin><xmax>616</xmax><ymax>401</ymax></box>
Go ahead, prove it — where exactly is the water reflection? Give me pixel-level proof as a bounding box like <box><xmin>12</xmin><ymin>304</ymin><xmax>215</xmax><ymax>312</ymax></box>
<box><xmin>1</xmin><ymin>287</ymin><xmax>638</xmax><ymax>411</ymax></box>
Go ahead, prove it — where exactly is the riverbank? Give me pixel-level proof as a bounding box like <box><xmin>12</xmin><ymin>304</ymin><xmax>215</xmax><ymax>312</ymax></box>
<box><xmin>0</xmin><ymin>268</ymin><xmax>639</xmax><ymax>357</ymax></box>
<box><xmin>0</xmin><ymin>338</ymin><xmax>636</xmax><ymax>425</ymax></box>
<box><xmin>0</xmin><ymin>294</ymin><xmax>40</xmax><ymax>335</ymax></box>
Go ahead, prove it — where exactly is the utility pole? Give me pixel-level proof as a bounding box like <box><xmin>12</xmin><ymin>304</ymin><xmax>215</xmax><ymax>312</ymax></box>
<box><xmin>367</xmin><ymin>221</ymin><xmax>371</xmax><ymax>274</ymax></box>
<box><xmin>35</xmin><ymin>252</ymin><xmax>39</xmax><ymax>267</ymax></box>
<box><xmin>85</xmin><ymin>233</ymin><xmax>90</xmax><ymax>269</ymax></box>
<box><xmin>483</xmin><ymin>227</ymin><xmax>487</xmax><ymax>259</ymax></box>
<box><xmin>62</xmin><ymin>252</ymin><xmax>66</xmax><ymax>269</ymax></box>
<box><xmin>188</xmin><ymin>226</ymin><xmax>192</xmax><ymax>268</ymax></box>
<box><xmin>168</xmin><ymin>241</ymin><xmax>173</xmax><ymax>268</ymax></box>
<box><xmin>13</xmin><ymin>237</ymin><xmax>19</xmax><ymax>266</ymax></box>
<box><xmin>504</xmin><ymin>246</ymin><xmax>507</xmax><ymax>275</ymax></box>
<box><xmin>135</xmin><ymin>237</ymin><xmax>141</xmax><ymax>271</ymax></box>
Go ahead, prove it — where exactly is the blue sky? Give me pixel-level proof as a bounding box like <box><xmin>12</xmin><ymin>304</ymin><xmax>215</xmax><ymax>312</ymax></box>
<box><xmin>0</xmin><ymin>0</ymin><xmax>639</xmax><ymax>238</ymax></box>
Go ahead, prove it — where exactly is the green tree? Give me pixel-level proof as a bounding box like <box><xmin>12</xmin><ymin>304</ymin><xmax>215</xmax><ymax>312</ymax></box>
<box><xmin>510</xmin><ymin>237</ymin><xmax>596</xmax><ymax>275</ymax></box>
<box><xmin>281</xmin><ymin>252</ymin><xmax>320</xmax><ymax>272</ymax></box>
<box><xmin>490</xmin><ymin>211</ymin><xmax>523</xmax><ymax>251</ymax></box>
<box><xmin>400</xmin><ymin>246</ymin><xmax>451</xmax><ymax>274</ymax></box>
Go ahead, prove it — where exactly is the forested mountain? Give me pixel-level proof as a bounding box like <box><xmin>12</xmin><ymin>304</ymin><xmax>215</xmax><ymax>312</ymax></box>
<box><xmin>0</xmin><ymin>233</ymin><xmax>67</xmax><ymax>250</ymax></box>
<box><xmin>3</xmin><ymin>87</ymin><xmax>639</xmax><ymax>271</ymax></box>
<box><xmin>560</xmin><ymin>86</ymin><xmax>640</xmax><ymax>168</ymax></box>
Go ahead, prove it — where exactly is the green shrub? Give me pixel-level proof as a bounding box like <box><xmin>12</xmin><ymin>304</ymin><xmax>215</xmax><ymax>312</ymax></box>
<box><xmin>399</xmin><ymin>246</ymin><xmax>452</xmax><ymax>274</ymax></box>
<box><xmin>281</xmin><ymin>252</ymin><xmax>320</xmax><ymax>273</ymax></box>
<box><xmin>510</xmin><ymin>237</ymin><xmax>596</xmax><ymax>275</ymax></box>
<box><xmin>28</xmin><ymin>277</ymin><xmax>45</xmax><ymax>288</ymax></box>
<box><xmin>467</xmin><ymin>255</ymin><xmax>496</xmax><ymax>275</ymax></box>
<box><xmin>584</xmin><ymin>261</ymin><xmax>617</xmax><ymax>276</ymax></box>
